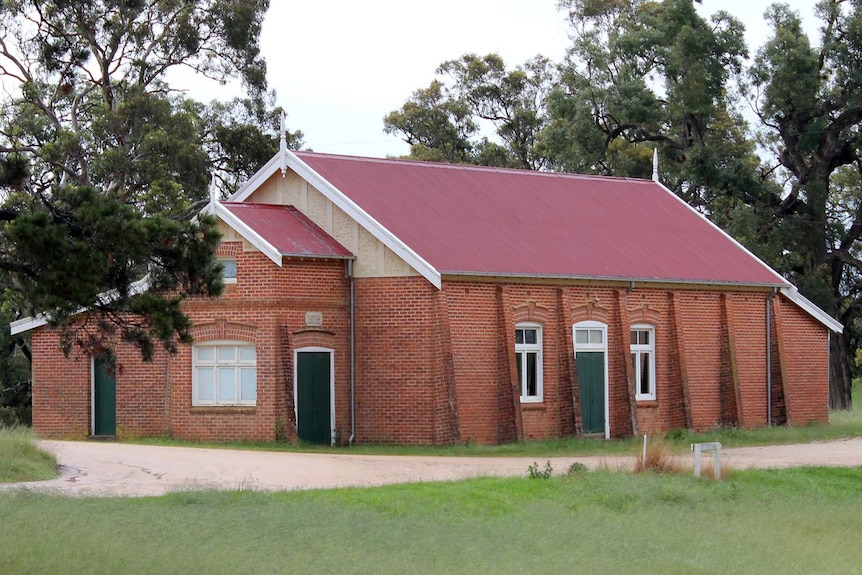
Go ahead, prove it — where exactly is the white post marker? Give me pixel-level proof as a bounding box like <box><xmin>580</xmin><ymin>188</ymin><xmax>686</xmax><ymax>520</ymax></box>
<box><xmin>642</xmin><ymin>434</ymin><xmax>648</xmax><ymax>467</ymax></box>
<box><xmin>691</xmin><ymin>442</ymin><xmax>722</xmax><ymax>479</ymax></box>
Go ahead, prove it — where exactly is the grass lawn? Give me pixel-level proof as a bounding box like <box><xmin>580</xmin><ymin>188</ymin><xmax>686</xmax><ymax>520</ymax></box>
<box><xmin>1</xmin><ymin>467</ymin><xmax>862</xmax><ymax>574</ymax></box>
<box><xmin>0</xmin><ymin>426</ymin><xmax>57</xmax><ymax>483</ymax></box>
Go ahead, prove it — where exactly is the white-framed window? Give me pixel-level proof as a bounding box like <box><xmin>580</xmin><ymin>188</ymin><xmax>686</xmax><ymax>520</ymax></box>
<box><xmin>574</xmin><ymin>326</ymin><xmax>605</xmax><ymax>348</ymax></box>
<box><xmin>192</xmin><ymin>341</ymin><xmax>257</xmax><ymax>406</ymax></box>
<box><xmin>631</xmin><ymin>324</ymin><xmax>656</xmax><ymax>400</ymax></box>
<box><xmin>219</xmin><ymin>257</ymin><xmax>237</xmax><ymax>284</ymax></box>
<box><xmin>515</xmin><ymin>323</ymin><xmax>543</xmax><ymax>403</ymax></box>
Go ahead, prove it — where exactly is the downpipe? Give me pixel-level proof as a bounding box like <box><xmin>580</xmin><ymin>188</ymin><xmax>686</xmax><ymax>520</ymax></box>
<box><xmin>766</xmin><ymin>288</ymin><xmax>776</xmax><ymax>426</ymax></box>
<box><xmin>348</xmin><ymin>259</ymin><xmax>356</xmax><ymax>446</ymax></box>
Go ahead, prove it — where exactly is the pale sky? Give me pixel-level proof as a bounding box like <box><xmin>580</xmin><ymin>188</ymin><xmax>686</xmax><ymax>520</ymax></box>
<box><xmin>182</xmin><ymin>0</ymin><xmax>822</xmax><ymax>159</ymax></box>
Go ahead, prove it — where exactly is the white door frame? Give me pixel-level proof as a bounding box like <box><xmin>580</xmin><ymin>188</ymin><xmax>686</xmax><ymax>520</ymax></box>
<box><xmin>293</xmin><ymin>347</ymin><xmax>336</xmax><ymax>445</ymax></box>
<box><xmin>572</xmin><ymin>321</ymin><xmax>610</xmax><ymax>439</ymax></box>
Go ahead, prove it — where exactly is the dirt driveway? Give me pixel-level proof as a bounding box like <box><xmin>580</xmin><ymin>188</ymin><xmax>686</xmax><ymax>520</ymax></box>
<box><xmin>4</xmin><ymin>437</ymin><xmax>862</xmax><ymax>497</ymax></box>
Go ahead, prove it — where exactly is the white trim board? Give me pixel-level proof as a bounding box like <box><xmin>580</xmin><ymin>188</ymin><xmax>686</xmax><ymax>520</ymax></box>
<box><xmin>780</xmin><ymin>287</ymin><xmax>843</xmax><ymax>333</ymax></box>
<box><xmin>10</xmin><ymin>275</ymin><xmax>151</xmax><ymax>336</ymax></box>
<box><xmin>572</xmin><ymin>320</ymin><xmax>610</xmax><ymax>440</ymax></box>
<box><xmin>293</xmin><ymin>347</ymin><xmax>336</xmax><ymax>446</ymax></box>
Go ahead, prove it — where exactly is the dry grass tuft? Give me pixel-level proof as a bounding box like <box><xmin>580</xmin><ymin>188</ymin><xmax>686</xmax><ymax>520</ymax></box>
<box><xmin>633</xmin><ymin>437</ymin><xmax>683</xmax><ymax>474</ymax></box>
<box><xmin>694</xmin><ymin>459</ymin><xmax>732</xmax><ymax>481</ymax></box>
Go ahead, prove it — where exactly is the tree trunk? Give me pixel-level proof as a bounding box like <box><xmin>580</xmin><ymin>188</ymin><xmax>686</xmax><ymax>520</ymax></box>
<box><xmin>829</xmin><ymin>329</ymin><xmax>853</xmax><ymax>410</ymax></box>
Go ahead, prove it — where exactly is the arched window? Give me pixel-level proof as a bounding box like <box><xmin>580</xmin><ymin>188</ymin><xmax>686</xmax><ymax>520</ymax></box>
<box><xmin>192</xmin><ymin>341</ymin><xmax>257</xmax><ymax>406</ymax></box>
<box><xmin>630</xmin><ymin>324</ymin><xmax>656</xmax><ymax>400</ymax></box>
<box><xmin>515</xmin><ymin>323</ymin><xmax>543</xmax><ymax>403</ymax></box>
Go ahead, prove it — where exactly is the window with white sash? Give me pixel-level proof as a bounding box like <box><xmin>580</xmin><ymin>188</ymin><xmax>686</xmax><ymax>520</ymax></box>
<box><xmin>515</xmin><ymin>323</ymin><xmax>543</xmax><ymax>402</ymax></box>
<box><xmin>631</xmin><ymin>325</ymin><xmax>655</xmax><ymax>400</ymax></box>
<box><xmin>193</xmin><ymin>342</ymin><xmax>257</xmax><ymax>406</ymax></box>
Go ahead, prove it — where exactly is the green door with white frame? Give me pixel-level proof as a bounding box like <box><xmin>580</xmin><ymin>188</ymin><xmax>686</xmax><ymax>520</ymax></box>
<box><xmin>93</xmin><ymin>355</ymin><xmax>116</xmax><ymax>436</ymax></box>
<box><xmin>574</xmin><ymin>323</ymin><xmax>607</xmax><ymax>435</ymax></box>
<box><xmin>576</xmin><ymin>351</ymin><xmax>605</xmax><ymax>434</ymax></box>
<box><xmin>296</xmin><ymin>351</ymin><xmax>332</xmax><ymax>444</ymax></box>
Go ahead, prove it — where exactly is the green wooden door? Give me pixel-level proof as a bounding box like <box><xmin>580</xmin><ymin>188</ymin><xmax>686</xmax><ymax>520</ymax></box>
<box><xmin>576</xmin><ymin>351</ymin><xmax>605</xmax><ymax>434</ymax></box>
<box><xmin>297</xmin><ymin>352</ymin><xmax>331</xmax><ymax>445</ymax></box>
<box><xmin>93</xmin><ymin>355</ymin><xmax>116</xmax><ymax>436</ymax></box>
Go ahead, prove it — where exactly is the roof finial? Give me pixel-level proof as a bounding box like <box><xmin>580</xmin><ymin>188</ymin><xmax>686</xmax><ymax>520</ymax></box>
<box><xmin>652</xmin><ymin>148</ymin><xmax>659</xmax><ymax>182</ymax></box>
<box><xmin>209</xmin><ymin>170</ymin><xmax>218</xmax><ymax>203</ymax></box>
<box><xmin>279</xmin><ymin>110</ymin><xmax>288</xmax><ymax>178</ymax></box>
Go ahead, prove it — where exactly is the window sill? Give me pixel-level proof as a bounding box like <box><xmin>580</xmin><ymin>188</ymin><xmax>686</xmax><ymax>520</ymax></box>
<box><xmin>636</xmin><ymin>400</ymin><xmax>658</xmax><ymax>409</ymax></box>
<box><xmin>189</xmin><ymin>406</ymin><xmax>257</xmax><ymax>415</ymax></box>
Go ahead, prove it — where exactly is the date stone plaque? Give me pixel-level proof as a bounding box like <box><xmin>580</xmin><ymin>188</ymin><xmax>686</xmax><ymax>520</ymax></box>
<box><xmin>304</xmin><ymin>311</ymin><xmax>323</xmax><ymax>327</ymax></box>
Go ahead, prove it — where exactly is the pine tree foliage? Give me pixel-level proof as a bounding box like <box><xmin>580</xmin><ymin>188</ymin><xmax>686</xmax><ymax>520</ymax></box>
<box><xmin>0</xmin><ymin>0</ymin><xmax>280</xmax><ymax>359</ymax></box>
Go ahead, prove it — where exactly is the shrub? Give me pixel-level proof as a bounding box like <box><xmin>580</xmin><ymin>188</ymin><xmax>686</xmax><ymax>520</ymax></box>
<box><xmin>634</xmin><ymin>437</ymin><xmax>682</xmax><ymax>474</ymax></box>
<box><xmin>527</xmin><ymin>460</ymin><xmax>553</xmax><ymax>479</ymax></box>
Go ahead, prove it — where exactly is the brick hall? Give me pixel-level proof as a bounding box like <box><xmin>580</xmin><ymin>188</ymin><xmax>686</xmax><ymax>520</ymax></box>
<box><xmin>15</xmin><ymin>148</ymin><xmax>841</xmax><ymax>445</ymax></box>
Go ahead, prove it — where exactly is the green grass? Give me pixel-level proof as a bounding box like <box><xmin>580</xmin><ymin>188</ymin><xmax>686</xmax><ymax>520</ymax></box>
<box><xmin>0</xmin><ymin>426</ymin><xmax>57</xmax><ymax>483</ymax></box>
<box><xmin>2</xmin><ymin>467</ymin><xmax>862</xmax><ymax>574</ymax></box>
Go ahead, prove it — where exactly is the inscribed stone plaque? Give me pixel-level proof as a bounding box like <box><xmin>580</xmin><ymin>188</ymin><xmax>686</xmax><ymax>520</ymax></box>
<box><xmin>304</xmin><ymin>311</ymin><xmax>323</xmax><ymax>327</ymax></box>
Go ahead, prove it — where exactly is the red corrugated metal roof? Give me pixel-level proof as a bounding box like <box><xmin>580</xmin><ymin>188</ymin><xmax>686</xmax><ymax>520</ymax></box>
<box><xmin>220</xmin><ymin>202</ymin><xmax>352</xmax><ymax>259</ymax></box>
<box><xmin>292</xmin><ymin>151</ymin><xmax>787</xmax><ymax>286</ymax></box>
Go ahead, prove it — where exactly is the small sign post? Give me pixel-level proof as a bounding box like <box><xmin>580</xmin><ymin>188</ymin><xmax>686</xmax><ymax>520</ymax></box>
<box><xmin>691</xmin><ymin>442</ymin><xmax>722</xmax><ymax>479</ymax></box>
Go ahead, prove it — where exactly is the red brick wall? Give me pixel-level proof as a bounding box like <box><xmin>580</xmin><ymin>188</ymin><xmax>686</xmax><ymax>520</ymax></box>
<box><xmin>776</xmin><ymin>296</ymin><xmax>830</xmax><ymax>425</ymax></box>
<box><xmin>442</xmin><ymin>283</ymin><xmax>829</xmax><ymax>442</ymax></box>
<box><xmin>31</xmin><ymin>249</ymin><xmax>351</xmax><ymax>442</ymax></box>
<box><xmin>351</xmin><ymin>276</ymin><xmax>458</xmax><ymax>445</ymax></box>
<box><xmin>31</xmin><ymin>330</ymin><xmax>91</xmax><ymax>438</ymax></box>
<box><xmin>30</xmin><ymin>256</ymin><xmax>831</xmax><ymax>444</ymax></box>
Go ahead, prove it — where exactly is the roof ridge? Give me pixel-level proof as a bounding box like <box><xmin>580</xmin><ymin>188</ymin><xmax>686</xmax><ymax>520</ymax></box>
<box><xmin>293</xmin><ymin>150</ymin><xmax>654</xmax><ymax>185</ymax></box>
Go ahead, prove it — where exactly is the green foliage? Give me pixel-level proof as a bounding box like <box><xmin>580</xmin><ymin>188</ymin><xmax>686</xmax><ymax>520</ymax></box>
<box><xmin>0</xmin><ymin>0</ymin><xmax>284</xmax><ymax>360</ymax></box>
<box><xmin>527</xmin><ymin>460</ymin><xmax>554</xmax><ymax>479</ymax></box>
<box><xmin>3</xmin><ymin>185</ymin><xmax>223</xmax><ymax>359</ymax></box>
<box><xmin>546</xmin><ymin>0</ymin><xmax>753</xmax><ymax>192</ymax></box>
<box><xmin>384</xmin><ymin>81</ymin><xmax>477</xmax><ymax>164</ymax></box>
<box><xmin>567</xmin><ymin>461</ymin><xmax>588</xmax><ymax>475</ymax></box>
<box><xmin>747</xmin><ymin>0</ymin><xmax>862</xmax><ymax>407</ymax></box>
<box><xmin>204</xmin><ymin>97</ymin><xmax>304</xmax><ymax>198</ymax></box>
<box><xmin>0</xmin><ymin>309</ymin><xmax>31</xmax><ymax>427</ymax></box>
<box><xmin>384</xmin><ymin>54</ymin><xmax>555</xmax><ymax>168</ymax></box>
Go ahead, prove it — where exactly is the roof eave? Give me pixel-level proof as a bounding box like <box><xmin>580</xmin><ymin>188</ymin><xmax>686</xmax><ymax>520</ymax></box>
<box><xmin>281</xmin><ymin>252</ymin><xmax>355</xmax><ymax>260</ymax></box>
<box><xmin>780</xmin><ymin>286</ymin><xmax>843</xmax><ymax>333</ymax></box>
<box><xmin>213</xmin><ymin>202</ymin><xmax>283</xmax><ymax>267</ymax></box>
<box><xmin>10</xmin><ymin>275</ymin><xmax>152</xmax><ymax>335</ymax></box>
<box><xmin>440</xmin><ymin>270</ymin><xmax>790</xmax><ymax>289</ymax></box>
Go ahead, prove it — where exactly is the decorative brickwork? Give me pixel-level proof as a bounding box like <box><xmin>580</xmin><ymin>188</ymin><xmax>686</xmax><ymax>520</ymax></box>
<box><xmin>667</xmin><ymin>292</ymin><xmax>693</xmax><ymax>430</ymax></box>
<box><xmin>614</xmin><ymin>289</ymin><xmax>639</xmax><ymax>437</ymax></box>
<box><xmin>719</xmin><ymin>293</ymin><xmax>744</xmax><ymax>428</ymax></box>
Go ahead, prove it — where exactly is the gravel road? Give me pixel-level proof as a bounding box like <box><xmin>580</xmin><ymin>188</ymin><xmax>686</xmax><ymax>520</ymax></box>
<box><xmin>3</xmin><ymin>437</ymin><xmax>860</xmax><ymax>497</ymax></box>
